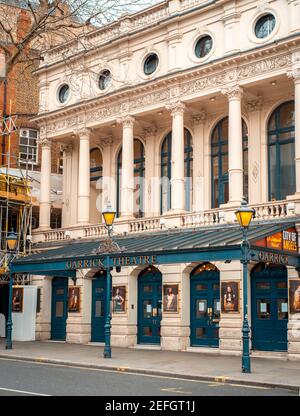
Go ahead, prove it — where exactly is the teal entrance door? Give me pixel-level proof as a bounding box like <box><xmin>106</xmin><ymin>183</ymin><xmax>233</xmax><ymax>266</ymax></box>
<box><xmin>138</xmin><ymin>269</ymin><xmax>162</xmax><ymax>344</ymax></box>
<box><xmin>251</xmin><ymin>265</ymin><xmax>288</xmax><ymax>351</ymax></box>
<box><xmin>91</xmin><ymin>275</ymin><xmax>107</xmax><ymax>342</ymax></box>
<box><xmin>190</xmin><ymin>265</ymin><xmax>220</xmax><ymax>347</ymax></box>
<box><xmin>51</xmin><ymin>277</ymin><xmax>68</xmax><ymax>341</ymax></box>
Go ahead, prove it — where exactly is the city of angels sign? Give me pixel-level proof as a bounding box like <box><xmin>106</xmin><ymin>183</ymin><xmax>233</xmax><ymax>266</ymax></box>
<box><xmin>254</xmin><ymin>227</ymin><xmax>298</xmax><ymax>263</ymax></box>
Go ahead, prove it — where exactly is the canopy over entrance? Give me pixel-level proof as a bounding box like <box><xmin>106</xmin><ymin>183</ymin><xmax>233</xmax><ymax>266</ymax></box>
<box><xmin>11</xmin><ymin>221</ymin><xmax>300</xmax><ymax>276</ymax></box>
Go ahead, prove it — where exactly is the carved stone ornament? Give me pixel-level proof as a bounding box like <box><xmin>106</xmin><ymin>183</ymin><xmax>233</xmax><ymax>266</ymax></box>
<box><xmin>166</xmin><ymin>101</ymin><xmax>185</xmax><ymax>116</ymax></box>
<box><xmin>221</xmin><ymin>84</ymin><xmax>243</xmax><ymax>100</ymax></box>
<box><xmin>93</xmin><ymin>237</ymin><xmax>122</xmax><ymax>254</ymax></box>
<box><xmin>117</xmin><ymin>115</ymin><xmax>135</xmax><ymax>128</ymax></box>
<box><xmin>247</xmin><ymin>97</ymin><xmax>263</xmax><ymax>112</ymax></box>
<box><xmin>287</xmin><ymin>68</ymin><xmax>300</xmax><ymax>82</ymax></box>
<box><xmin>100</xmin><ymin>136</ymin><xmax>114</xmax><ymax>146</ymax></box>
<box><xmin>77</xmin><ymin>127</ymin><xmax>91</xmax><ymax>140</ymax></box>
<box><xmin>143</xmin><ymin>126</ymin><xmax>157</xmax><ymax>137</ymax></box>
<box><xmin>60</xmin><ymin>143</ymin><xmax>73</xmax><ymax>156</ymax></box>
<box><xmin>37</xmin><ymin>137</ymin><xmax>51</xmax><ymax>148</ymax></box>
<box><xmin>192</xmin><ymin>110</ymin><xmax>207</xmax><ymax>125</ymax></box>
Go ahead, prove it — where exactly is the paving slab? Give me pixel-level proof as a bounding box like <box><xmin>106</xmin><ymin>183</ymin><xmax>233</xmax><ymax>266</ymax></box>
<box><xmin>0</xmin><ymin>340</ymin><xmax>299</xmax><ymax>391</ymax></box>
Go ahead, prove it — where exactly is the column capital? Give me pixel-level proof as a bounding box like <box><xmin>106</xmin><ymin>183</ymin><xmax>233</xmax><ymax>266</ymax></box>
<box><xmin>192</xmin><ymin>110</ymin><xmax>207</xmax><ymax>125</ymax></box>
<box><xmin>60</xmin><ymin>143</ymin><xmax>73</xmax><ymax>156</ymax></box>
<box><xmin>246</xmin><ymin>96</ymin><xmax>263</xmax><ymax>112</ymax></box>
<box><xmin>221</xmin><ymin>84</ymin><xmax>243</xmax><ymax>100</ymax></box>
<box><xmin>166</xmin><ymin>101</ymin><xmax>185</xmax><ymax>116</ymax></box>
<box><xmin>143</xmin><ymin>126</ymin><xmax>157</xmax><ymax>137</ymax></box>
<box><xmin>117</xmin><ymin>115</ymin><xmax>135</xmax><ymax>128</ymax></box>
<box><xmin>99</xmin><ymin>136</ymin><xmax>114</xmax><ymax>147</ymax></box>
<box><xmin>37</xmin><ymin>136</ymin><xmax>51</xmax><ymax>149</ymax></box>
<box><xmin>287</xmin><ymin>68</ymin><xmax>300</xmax><ymax>83</ymax></box>
<box><xmin>76</xmin><ymin>127</ymin><xmax>91</xmax><ymax>140</ymax></box>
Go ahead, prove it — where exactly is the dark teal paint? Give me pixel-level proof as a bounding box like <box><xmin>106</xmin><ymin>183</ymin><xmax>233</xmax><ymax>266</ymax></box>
<box><xmin>138</xmin><ymin>269</ymin><xmax>162</xmax><ymax>344</ymax></box>
<box><xmin>251</xmin><ymin>265</ymin><xmax>288</xmax><ymax>352</ymax></box>
<box><xmin>190</xmin><ymin>268</ymin><xmax>220</xmax><ymax>347</ymax></box>
<box><xmin>91</xmin><ymin>273</ymin><xmax>107</xmax><ymax>342</ymax></box>
<box><xmin>51</xmin><ymin>277</ymin><xmax>68</xmax><ymax>341</ymax></box>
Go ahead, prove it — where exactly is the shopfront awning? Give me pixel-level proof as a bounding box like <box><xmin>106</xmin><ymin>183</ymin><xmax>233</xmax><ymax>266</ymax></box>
<box><xmin>11</xmin><ymin>221</ymin><xmax>300</xmax><ymax>276</ymax></box>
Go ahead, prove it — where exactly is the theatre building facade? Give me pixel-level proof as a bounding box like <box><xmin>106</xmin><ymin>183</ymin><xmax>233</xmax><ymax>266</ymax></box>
<box><xmin>10</xmin><ymin>0</ymin><xmax>300</xmax><ymax>359</ymax></box>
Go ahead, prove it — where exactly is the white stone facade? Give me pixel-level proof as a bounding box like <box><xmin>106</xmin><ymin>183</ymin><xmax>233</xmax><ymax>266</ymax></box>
<box><xmin>31</xmin><ymin>0</ymin><xmax>300</xmax><ymax>358</ymax></box>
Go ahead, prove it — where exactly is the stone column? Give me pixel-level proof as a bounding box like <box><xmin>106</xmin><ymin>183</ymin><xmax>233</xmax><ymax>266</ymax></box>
<box><xmin>192</xmin><ymin>111</ymin><xmax>207</xmax><ymax>212</ymax></box>
<box><xmin>101</xmin><ymin>137</ymin><xmax>114</xmax><ymax>214</ymax></box>
<box><xmin>120</xmin><ymin>115</ymin><xmax>135</xmax><ymax>219</ymax></box>
<box><xmin>61</xmin><ymin>144</ymin><xmax>73</xmax><ymax>228</ymax></box>
<box><xmin>77</xmin><ymin>128</ymin><xmax>91</xmax><ymax>225</ymax></box>
<box><xmin>222</xmin><ymin>85</ymin><xmax>244</xmax><ymax>206</ymax></box>
<box><xmin>167</xmin><ymin>101</ymin><xmax>186</xmax><ymax>213</ymax></box>
<box><xmin>38</xmin><ymin>137</ymin><xmax>51</xmax><ymax>230</ymax></box>
<box><xmin>144</xmin><ymin>127</ymin><xmax>158</xmax><ymax>217</ymax></box>
<box><xmin>247</xmin><ymin>98</ymin><xmax>263</xmax><ymax>204</ymax></box>
<box><xmin>288</xmin><ymin>65</ymin><xmax>300</xmax><ymax>196</ymax></box>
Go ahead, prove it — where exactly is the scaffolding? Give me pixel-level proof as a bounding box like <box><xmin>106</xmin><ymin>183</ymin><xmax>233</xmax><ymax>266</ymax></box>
<box><xmin>0</xmin><ymin>103</ymin><xmax>33</xmax><ymax>275</ymax></box>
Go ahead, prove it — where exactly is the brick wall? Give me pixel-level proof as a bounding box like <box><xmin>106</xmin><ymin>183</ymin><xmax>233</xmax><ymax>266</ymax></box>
<box><xmin>0</xmin><ymin>6</ymin><xmax>61</xmax><ymax>174</ymax></box>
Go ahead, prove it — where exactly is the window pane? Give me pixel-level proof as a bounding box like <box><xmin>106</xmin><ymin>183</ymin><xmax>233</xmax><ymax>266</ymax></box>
<box><xmin>280</xmin><ymin>102</ymin><xmax>294</xmax><ymax>128</ymax></box>
<box><xmin>280</xmin><ymin>142</ymin><xmax>295</xmax><ymax>198</ymax></box>
<box><xmin>256</xmin><ymin>282</ymin><xmax>270</xmax><ymax>290</ymax></box>
<box><xmin>95</xmin><ymin>300</ymin><xmax>104</xmax><ymax>317</ymax></box>
<box><xmin>257</xmin><ymin>299</ymin><xmax>271</xmax><ymax>319</ymax></box>
<box><xmin>269</xmin><ymin>145</ymin><xmax>277</xmax><ymax>201</ymax></box>
<box><xmin>29</xmin><ymin>130</ymin><xmax>38</xmax><ymax>138</ymax></box>
<box><xmin>277</xmin><ymin>299</ymin><xmax>288</xmax><ymax>320</ymax></box>
<box><xmin>55</xmin><ymin>301</ymin><xmax>64</xmax><ymax>318</ymax></box>
<box><xmin>196</xmin><ymin>299</ymin><xmax>207</xmax><ymax>318</ymax></box>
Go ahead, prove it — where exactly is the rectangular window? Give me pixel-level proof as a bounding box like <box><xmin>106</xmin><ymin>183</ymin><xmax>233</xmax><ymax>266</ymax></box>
<box><xmin>19</xmin><ymin>129</ymin><xmax>38</xmax><ymax>165</ymax></box>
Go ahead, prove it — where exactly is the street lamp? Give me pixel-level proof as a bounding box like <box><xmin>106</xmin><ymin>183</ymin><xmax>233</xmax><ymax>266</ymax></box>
<box><xmin>6</xmin><ymin>229</ymin><xmax>18</xmax><ymax>350</ymax></box>
<box><xmin>235</xmin><ymin>201</ymin><xmax>255</xmax><ymax>373</ymax></box>
<box><xmin>102</xmin><ymin>203</ymin><xmax>116</xmax><ymax>239</ymax></box>
<box><xmin>101</xmin><ymin>203</ymin><xmax>118</xmax><ymax>359</ymax></box>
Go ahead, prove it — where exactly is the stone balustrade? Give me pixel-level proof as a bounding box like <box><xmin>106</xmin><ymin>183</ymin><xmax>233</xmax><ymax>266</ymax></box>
<box><xmin>42</xmin><ymin>0</ymin><xmax>215</xmax><ymax>67</ymax></box>
<box><xmin>32</xmin><ymin>200</ymin><xmax>298</xmax><ymax>244</ymax></box>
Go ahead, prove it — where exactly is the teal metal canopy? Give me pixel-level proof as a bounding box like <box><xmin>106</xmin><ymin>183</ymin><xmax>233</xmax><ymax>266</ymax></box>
<box><xmin>11</xmin><ymin>221</ymin><xmax>300</xmax><ymax>275</ymax></box>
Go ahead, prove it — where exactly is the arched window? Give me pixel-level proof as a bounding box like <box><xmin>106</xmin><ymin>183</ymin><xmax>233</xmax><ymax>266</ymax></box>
<box><xmin>268</xmin><ymin>101</ymin><xmax>295</xmax><ymax>201</ymax></box>
<box><xmin>90</xmin><ymin>147</ymin><xmax>103</xmax><ymax>182</ymax></box>
<box><xmin>117</xmin><ymin>139</ymin><xmax>145</xmax><ymax>218</ymax></box>
<box><xmin>160</xmin><ymin>129</ymin><xmax>193</xmax><ymax>214</ymax></box>
<box><xmin>211</xmin><ymin>117</ymin><xmax>248</xmax><ymax>208</ymax></box>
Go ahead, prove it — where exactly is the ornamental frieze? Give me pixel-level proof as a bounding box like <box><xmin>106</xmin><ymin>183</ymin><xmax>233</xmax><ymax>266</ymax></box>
<box><xmin>43</xmin><ymin>52</ymin><xmax>294</xmax><ymax>136</ymax></box>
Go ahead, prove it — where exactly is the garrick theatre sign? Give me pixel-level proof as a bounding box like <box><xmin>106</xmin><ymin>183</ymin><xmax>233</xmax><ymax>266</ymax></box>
<box><xmin>62</xmin><ymin>227</ymin><xmax>300</xmax><ymax>273</ymax></box>
<box><xmin>66</xmin><ymin>255</ymin><xmax>158</xmax><ymax>270</ymax></box>
<box><xmin>254</xmin><ymin>227</ymin><xmax>298</xmax><ymax>265</ymax></box>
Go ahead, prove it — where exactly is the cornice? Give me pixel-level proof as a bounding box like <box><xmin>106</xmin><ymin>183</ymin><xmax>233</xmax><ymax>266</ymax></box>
<box><xmin>36</xmin><ymin>46</ymin><xmax>297</xmax><ymax>137</ymax></box>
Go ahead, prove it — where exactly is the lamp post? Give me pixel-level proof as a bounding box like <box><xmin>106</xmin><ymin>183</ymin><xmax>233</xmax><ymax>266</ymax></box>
<box><xmin>6</xmin><ymin>229</ymin><xmax>18</xmax><ymax>350</ymax></box>
<box><xmin>102</xmin><ymin>203</ymin><xmax>117</xmax><ymax>359</ymax></box>
<box><xmin>235</xmin><ymin>201</ymin><xmax>255</xmax><ymax>373</ymax></box>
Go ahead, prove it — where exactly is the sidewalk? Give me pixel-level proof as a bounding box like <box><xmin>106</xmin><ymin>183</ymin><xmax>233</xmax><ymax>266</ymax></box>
<box><xmin>0</xmin><ymin>339</ymin><xmax>300</xmax><ymax>391</ymax></box>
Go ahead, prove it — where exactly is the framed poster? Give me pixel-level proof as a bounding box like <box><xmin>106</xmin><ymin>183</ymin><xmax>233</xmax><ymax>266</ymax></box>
<box><xmin>221</xmin><ymin>282</ymin><xmax>239</xmax><ymax>313</ymax></box>
<box><xmin>289</xmin><ymin>280</ymin><xmax>300</xmax><ymax>314</ymax></box>
<box><xmin>163</xmin><ymin>284</ymin><xmax>178</xmax><ymax>313</ymax></box>
<box><xmin>12</xmin><ymin>287</ymin><xmax>23</xmax><ymax>313</ymax></box>
<box><xmin>68</xmin><ymin>287</ymin><xmax>80</xmax><ymax>312</ymax></box>
<box><xmin>112</xmin><ymin>286</ymin><xmax>126</xmax><ymax>313</ymax></box>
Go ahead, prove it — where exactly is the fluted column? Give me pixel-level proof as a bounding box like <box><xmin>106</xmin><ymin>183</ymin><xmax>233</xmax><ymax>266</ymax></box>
<box><xmin>288</xmin><ymin>65</ymin><xmax>300</xmax><ymax>195</ymax></box>
<box><xmin>222</xmin><ymin>85</ymin><xmax>244</xmax><ymax>205</ymax></box>
<box><xmin>61</xmin><ymin>143</ymin><xmax>73</xmax><ymax>228</ymax></box>
<box><xmin>77</xmin><ymin>128</ymin><xmax>91</xmax><ymax>224</ymax></box>
<box><xmin>192</xmin><ymin>111</ymin><xmax>207</xmax><ymax>212</ymax></box>
<box><xmin>167</xmin><ymin>101</ymin><xmax>186</xmax><ymax>213</ymax></box>
<box><xmin>120</xmin><ymin>115</ymin><xmax>135</xmax><ymax>219</ymax></box>
<box><xmin>38</xmin><ymin>137</ymin><xmax>52</xmax><ymax>230</ymax></box>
